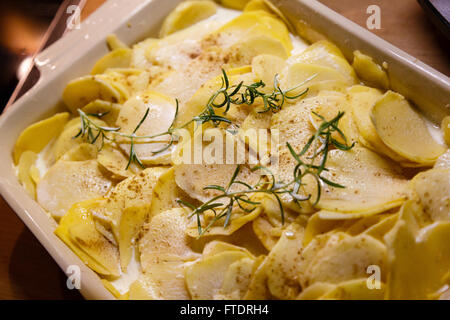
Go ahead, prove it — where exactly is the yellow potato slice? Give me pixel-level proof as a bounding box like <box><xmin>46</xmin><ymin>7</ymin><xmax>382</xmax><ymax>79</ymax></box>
<box><xmin>409</xmin><ymin>169</ymin><xmax>450</xmax><ymax>221</ymax></box>
<box><xmin>202</xmin><ymin>240</ymin><xmax>255</xmax><ymax>258</ymax></box>
<box><xmin>282</xmin><ymin>63</ymin><xmax>350</xmax><ymax>97</ymax></box>
<box><xmin>297</xmin><ymin>282</ymin><xmax>336</xmax><ymax>300</ymax></box>
<box><xmin>37</xmin><ymin>160</ymin><xmax>112</xmax><ymax>219</ymax></box>
<box><xmin>300</xmin><ymin>233</ymin><xmax>387</xmax><ymax>287</ymax></box>
<box><xmin>216</xmin><ymin>257</ymin><xmax>256</xmax><ymax>299</ymax></box>
<box><xmin>216</xmin><ymin>10</ymin><xmax>292</xmax><ymax>55</ymax></box>
<box><xmin>135</xmin><ymin>255</ymin><xmax>194</xmax><ymax>300</ymax></box>
<box><xmin>51</xmin><ymin>117</ymin><xmax>106</xmax><ymax>161</ymax></box>
<box><xmin>106</xmin><ymin>34</ymin><xmax>128</xmax><ymax>50</ymax></box>
<box><xmin>264</xmin><ymin>218</ymin><xmax>305</xmax><ymax>299</ymax></box>
<box><xmin>352</xmin><ymin>50</ymin><xmax>389</xmax><ymax>89</ymax></box>
<box><xmin>289</xmin><ymin>40</ymin><xmax>358</xmax><ymax>85</ymax></box>
<box><xmin>17</xmin><ymin>151</ymin><xmax>38</xmax><ymax>198</ymax></box>
<box><xmin>13</xmin><ymin>112</ymin><xmax>70</xmax><ymax>164</ymax></box>
<box><xmin>320</xmin><ymin>278</ymin><xmax>385</xmax><ymax>300</ymax></box>
<box><xmin>55</xmin><ymin>199</ymin><xmax>120</xmax><ymax>276</ymax></box>
<box><xmin>159</xmin><ymin>0</ymin><xmax>217</xmax><ymax>37</ymax></box>
<box><xmin>244</xmin><ymin>0</ymin><xmax>294</xmax><ymax>32</ymax></box>
<box><xmin>97</xmin><ymin>145</ymin><xmax>137</xmax><ymax>180</ymax></box>
<box><xmin>186</xmin><ymin>250</ymin><xmax>249</xmax><ymax>299</ymax></box>
<box><xmin>371</xmin><ymin>91</ymin><xmax>446</xmax><ymax>165</ymax></box>
<box><xmin>219</xmin><ymin>0</ymin><xmax>250</xmax><ymax>10</ymax></box>
<box><xmin>81</xmin><ymin>100</ymin><xmax>121</xmax><ymax>126</ymax></box>
<box><xmin>252</xmin><ymin>215</ymin><xmax>280</xmax><ymax>250</ymax></box>
<box><xmin>306</xmin><ymin>147</ymin><xmax>407</xmax><ymax>215</ymax></box>
<box><xmin>347</xmin><ymin>85</ymin><xmax>406</xmax><ymax>162</ymax></box>
<box><xmin>310</xmin><ymin>91</ymin><xmax>359</xmax><ymax>145</ymax></box>
<box><xmin>62</xmin><ymin>75</ymin><xmax>125</xmax><ymax>113</ymax></box>
<box><xmin>149</xmin><ymin>168</ymin><xmax>193</xmax><ymax>218</ymax></box>
<box><xmin>116</xmin><ymin>91</ymin><xmax>177</xmax><ymax>165</ymax></box>
<box><xmin>91</xmin><ymin>48</ymin><xmax>132</xmax><ymax>75</ymax></box>
<box><xmin>442</xmin><ymin>115</ymin><xmax>450</xmax><ymax>146</ymax></box>
<box><xmin>303</xmin><ymin>212</ymin><xmax>344</xmax><ymax>246</ymax></box>
<box><xmin>251</xmin><ymin>54</ymin><xmax>286</xmax><ymax>91</ymax></box>
<box><xmin>60</xmin><ymin>143</ymin><xmax>98</xmax><ymax>161</ymax></box>
<box><xmin>385</xmin><ymin>201</ymin><xmax>450</xmax><ymax>299</ymax></box>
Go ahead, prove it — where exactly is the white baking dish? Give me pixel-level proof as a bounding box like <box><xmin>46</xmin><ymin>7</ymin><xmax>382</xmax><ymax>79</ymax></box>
<box><xmin>0</xmin><ymin>0</ymin><xmax>449</xmax><ymax>300</ymax></box>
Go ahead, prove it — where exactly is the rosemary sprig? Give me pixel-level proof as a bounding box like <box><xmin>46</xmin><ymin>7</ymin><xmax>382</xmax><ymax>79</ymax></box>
<box><xmin>178</xmin><ymin>111</ymin><xmax>355</xmax><ymax>237</ymax></box>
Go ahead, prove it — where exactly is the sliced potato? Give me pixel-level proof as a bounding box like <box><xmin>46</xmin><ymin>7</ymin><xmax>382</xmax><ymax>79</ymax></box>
<box><xmin>91</xmin><ymin>48</ymin><xmax>132</xmax><ymax>75</ymax></box>
<box><xmin>300</xmin><ymin>233</ymin><xmax>387</xmax><ymax>287</ymax></box>
<box><xmin>220</xmin><ymin>0</ymin><xmax>250</xmax><ymax>10</ymax></box>
<box><xmin>55</xmin><ymin>199</ymin><xmax>120</xmax><ymax>276</ymax></box>
<box><xmin>352</xmin><ymin>50</ymin><xmax>389</xmax><ymax>89</ymax></box>
<box><xmin>186</xmin><ymin>250</ymin><xmax>249</xmax><ymax>299</ymax></box>
<box><xmin>305</xmin><ymin>147</ymin><xmax>407</xmax><ymax>215</ymax></box>
<box><xmin>62</xmin><ymin>75</ymin><xmax>125</xmax><ymax>113</ymax></box>
<box><xmin>347</xmin><ymin>85</ymin><xmax>406</xmax><ymax>162</ymax></box>
<box><xmin>442</xmin><ymin>115</ymin><xmax>450</xmax><ymax>146</ymax></box>
<box><xmin>251</xmin><ymin>54</ymin><xmax>286</xmax><ymax>91</ymax></box>
<box><xmin>17</xmin><ymin>151</ymin><xmax>38</xmax><ymax>197</ymax></box>
<box><xmin>216</xmin><ymin>257</ymin><xmax>256</xmax><ymax>299</ymax></box>
<box><xmin>106</xmin><ymin>34</ymin><xmax>128</xmax><ymax>50</ymax></box>
<box><xmin>435</xmin><ymin>149</ymin><xmax>450</xmax><ymax>169</ymax></box>
<box><xmin>60</xmin><ymin>143</ymin><xmax>98</xmax><ymax>161</ymax></box>
<box><xmin>13</xmin><ymin>112</ymin><xmax>70</xmax><ymax>164</ymax></box>
<box><xmin>385</xmin><ymin>202</ymin><xmax>450</xmax><ymax>299</ymax></box>
<box><xmin>116</xmin><ymin>90</ymin><xmax>177</xmax><ymax>165</ymax></box>
<box><xmin>97</xmin><ymin>145</ymin><xmax>137</xmax><ymax>180</ymax></box>
<box><xmin>409</xmin><ymin>169</ymin><xmax>450</xmax><ymax>221</ymax></box>
<box><xmin>37</xmin><ymin>160</ymin><xmax>112</xmax><ymax>219</ymax></box>
<box><xmin>244</xmin><ymin>0</ymin><xmax>294</xmax><ymax>32</ymax></box>
<box><xmin>52</xmin><ymin>117</ymin><xmax>106</xmax><ymax>161</ymax></box>
<box><xmin>320</xmin><ymin>278</ymin><xmax>385</xmax><ymax>300</ymax></box>
<box><xmin>81</xmin><ymin>100</ymin><xmax>121</xmax><ymax>126</ymax></box>
<box><xmin>288</xmin><ymin>40</ymin><xmax>358</xmax><ymax>85</ymax></box>
<box><xmin>371</xmin><ymin>91</ymin><xmax>446</xmax><ymax>165</ymax></box>
<box><xmin>297</xmin><ymin>282</ymin><xmax>336</xmax><ymax>300</ymax></box>
<box><xmin>149</xmin><ymin>168</ymin><xmax>193</xmax><ymax>218</ymax></box>
<box><xmin>159</xmin><ymin>0</ymin><xmax>217</xmax><ymax>37</ymax></box>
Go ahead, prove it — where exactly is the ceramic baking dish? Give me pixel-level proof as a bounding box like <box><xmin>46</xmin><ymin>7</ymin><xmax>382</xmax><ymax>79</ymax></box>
<box><xmin>0</xmin><ymin>0</ymin><xmax>449</xmax><ymax>300</ymax></box>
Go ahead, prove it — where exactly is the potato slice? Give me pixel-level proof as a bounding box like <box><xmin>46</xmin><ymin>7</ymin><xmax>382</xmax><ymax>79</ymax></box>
<box><xmin>409</xmin><ymin>169</ymin><xmax>450</xmax><ymax>221</ymax></box>
<box><xmin>17</xmin><ymin>151</ymin><xmax>38</xmax><ymax>198</ymax></box>
<box><xmin>13</xmin><ymin>112</ymin><xmax>70</xmax><ymax>164</ymax></box>
<box><xmin>264</xmin><ymin>218</ymin><xmax>305</xmax><ymax>299</ymax></box>
<box><xmin>320</xmin><ymin>278</ymin><xmax>385</xmax><ymax>300</ymax></box>
<box><xmin>91</xmin><ymin>48</ymin><xmax>132</xmax><ymax>75</ymax></box>
<box><xmin>347</xmin><ymin>85</ymin><xmax>406</xmax><ymax>162</ymax></box>
<box><xmin>297</xmin><ymin>282</ymin><xmax>336</xmax><ymax>300</ymax></box>
<box><xmin>385</xmin><ymin>201</ymin><xmax>450</xmax><ymax>299</ymax></box>
<box><xmin>244</xmin><ymin>0</ymin><xmax>294</xmax><ymax>33</ymax></box>
<box><xmin>219</xmin><ymin>0</ymin><xmax>250</xmax><ymax>10</ymax></box>
<box><xmin>81</xmin><ymin>100</ymin><xmax>121</xmax><ymax>126</ymax></box>
<box><xmin>306</xmin><ymin>147</ymin><xmax>407</xmax><ymax>215</ymax></box>
<box><xmin>159</xmin><ymin>0</ymin><xmax>217</xmax><ymax>37</ymax></box>
<box><xmin>442</xmin><ymin>115</ymin><xmax>450</xmax><ymax>146</ymax></box>
<box><xmin>106</xmin><ymin>34</ymin><xmax>128</xmax><ymax>50</ymax></box>
<box><xmin>300</xmin><ymin>233</ymin><xmax>387</xmax><ymax>287</ymax></box>
<box><xmin>282</xmin><ymin>63</ymin><xmax>350</xmax><ymax>97</ymax></box>
<box><xmin>97</xmin><ymin>145</ymin><xmax>137</xmax><ymax>180</ymax></box>
<box><xmin>133</xmin><ymin>255</ymin><xmax>194</xmax><ymax>300</ymax></box>
<box><xmin>62</xmin><ymin>75</ymin><xmax>125</xmax><ymax>113</ymax></box>
<box><xmin>186</xmin><ymin>250</ymin><xmax>249</xmax><ymax>299</ymax></box>
<box><xmin>251</xmin><ymin>54</ymin><xmax>286</xmax><ymax>91</ymax></box>
<box><xmin>288</xmin><ymin>40</ymin><xmax>358</xmax><ymax>85</ymax></box>
<box><xmin>216</xmin><ymin>257</ymin><xmax>256</xmax><ymax>299</ymax></box>
<box><xmin>371</xmin><ymin>91</ymin><xmax>446</xmax><ymax>165</ymax></box>
<box><xmin>116</xmin><ymin>91</ymin><xmax>177</xmax><ymax>165</ymax></box>
<box><xmin>52</xmin><ymin>117</ymin><xmax>106</xmax><ymax>161</ymax></box>
<box><xmin>149</xmin><ymin>168</ymin><xmax>193</xmax><ymax>218</ymax></box>
<box><xmin>37</xmin><ymin>160</ymin><xmax>112</xmax><ymax>219</ymax></box>
<box><xmin>55</xmin><ymin>199</ymin><xmax>120</xmax><ymax>276</ymax></box>
<box><xmin>352</xmin><ymin>50</ymin><xmax>389</xmax><ymax>89</ymax></box>
<box><xmin>60</xmin><ymin>143</ymin><xmax>98</xmax><ymax>161</ymax></box>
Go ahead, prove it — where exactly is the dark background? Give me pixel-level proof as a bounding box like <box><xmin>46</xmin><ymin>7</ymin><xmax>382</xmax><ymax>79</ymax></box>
<box><xmin>0</xmin><ymin>0</ymin><xmax>64</xmax><ymax>110</ymax></box>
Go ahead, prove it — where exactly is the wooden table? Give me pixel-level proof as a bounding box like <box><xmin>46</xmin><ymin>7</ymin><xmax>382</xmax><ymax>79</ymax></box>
<box><xmin>0</xmin><ymin>0</ymin><xmax>448</xmax><ymax>300</ymax></box>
